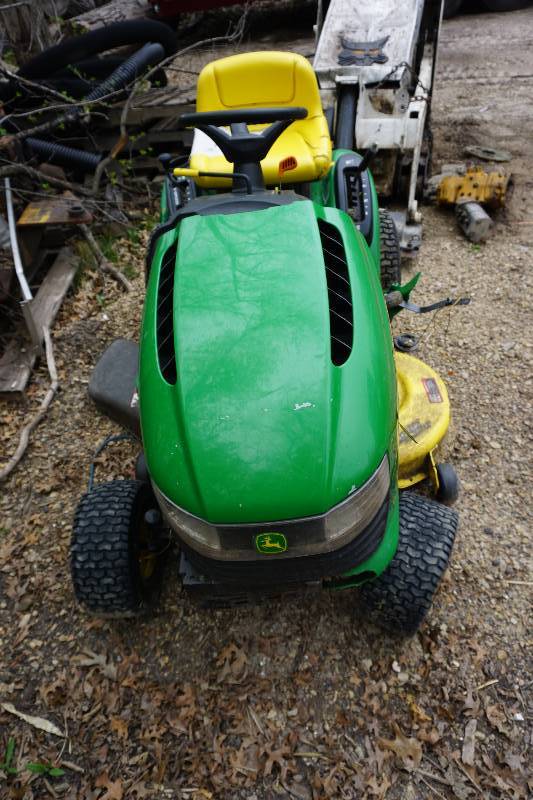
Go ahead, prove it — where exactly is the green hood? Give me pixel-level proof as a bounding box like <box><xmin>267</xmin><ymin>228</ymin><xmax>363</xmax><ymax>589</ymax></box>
<box><xmin>140</xmin><ymin>200</ymin><xmax>395</xmax><ymax>524</ymax></box>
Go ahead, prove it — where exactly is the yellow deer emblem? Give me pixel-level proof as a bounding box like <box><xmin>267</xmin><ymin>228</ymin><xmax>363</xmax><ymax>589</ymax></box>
<box><xmin>255</xmin><ymin>532</ymin><xmax>287</xmax><ymax>554</ymax></box>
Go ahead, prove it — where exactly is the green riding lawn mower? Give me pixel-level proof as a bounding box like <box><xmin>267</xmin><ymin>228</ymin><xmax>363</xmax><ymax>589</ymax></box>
<box><xmin>71</xmin><ymin>51</ymin><xmax>462</xmax><ymax>636</ymax></box>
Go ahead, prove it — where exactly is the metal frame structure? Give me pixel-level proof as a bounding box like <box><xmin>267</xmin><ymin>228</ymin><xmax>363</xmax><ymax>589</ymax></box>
<box><xmin>314</xmin><ymin>0</ymin><xmax>444</xmax><ymax>253</ymax></box>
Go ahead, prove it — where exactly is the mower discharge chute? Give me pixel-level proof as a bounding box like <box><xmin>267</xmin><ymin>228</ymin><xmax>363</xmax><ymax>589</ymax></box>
<box><xmin>72</xmin><ymin>52</ymin><xmax>459</xmax><ymax>635</ymax></box>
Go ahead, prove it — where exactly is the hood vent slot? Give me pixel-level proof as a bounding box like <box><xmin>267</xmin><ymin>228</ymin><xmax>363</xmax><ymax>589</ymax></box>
<box><xmin>157</xmin><ymin>243</ymin><xmax>177</xmax><ymax>384</ymax></box>
<box><xmin>318</xmin><ymin>219</ymin><xmax>353</xmax><ymax>365</ymax></box>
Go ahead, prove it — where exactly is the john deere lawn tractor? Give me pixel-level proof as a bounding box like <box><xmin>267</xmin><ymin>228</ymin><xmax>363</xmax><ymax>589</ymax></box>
<box><xmin>71</xmin><ymin>52</ymin><xmax>459</xmax><ymax>635</ymax></box>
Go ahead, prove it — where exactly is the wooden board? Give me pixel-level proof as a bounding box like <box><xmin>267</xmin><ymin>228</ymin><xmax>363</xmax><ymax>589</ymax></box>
<box><xmin>0</xmin><ymin>247</ymin><xmax>78</xmax><ymax>393</ymax></box>
<box><xmin>0</xmin><ymin>338</ymin><xmax>37</xmax><ymax>394</ymax></box>
<box><xmin>30</xmin><ymin>247</ymin><xmax>77</xmax><ymax>335</ymax></box>
<box><xmin>107</xmin><ymin>89</ymin><xmax>196</xmax><ymax>127</ymax></box>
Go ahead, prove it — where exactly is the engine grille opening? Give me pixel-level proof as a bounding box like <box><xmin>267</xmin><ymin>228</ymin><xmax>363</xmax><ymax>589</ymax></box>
<box><xmin>318</xmin><ymin>219</ymin><xmax>354</xmax><ymax>365</ymax></box>
<box><xmin>156</xmin><ymin>243</ymin><xmax>177</xmax><ymax>384</ymax></box>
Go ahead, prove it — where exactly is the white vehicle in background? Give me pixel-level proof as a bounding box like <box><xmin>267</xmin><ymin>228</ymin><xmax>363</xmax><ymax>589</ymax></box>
<box><xmin>313</xmin><ymin>0</ymin><xmax>444</xmax><ymax>253</ymax></box>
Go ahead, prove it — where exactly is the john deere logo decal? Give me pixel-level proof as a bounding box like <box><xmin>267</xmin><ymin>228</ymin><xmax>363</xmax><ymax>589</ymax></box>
<box><xmin>255</xmin><ymin>533</ymin><xmax>287</xmax><ymax>554</ymax></box>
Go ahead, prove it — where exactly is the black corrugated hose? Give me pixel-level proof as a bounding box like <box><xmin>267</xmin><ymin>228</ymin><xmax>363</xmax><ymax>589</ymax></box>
<box><xmin>82</xmin><ymin>42</ymin><xmax>165</xmax><ymax>105</ymax></box>
<box><xmin>25</xmin><ymin>42</ymin><xmax>166</xmax><ymax>171</ymax></box>
<box><xmin>25</xmin><ymin>138</ymin><xmax>102</xmax><ymax>170</ymax></box>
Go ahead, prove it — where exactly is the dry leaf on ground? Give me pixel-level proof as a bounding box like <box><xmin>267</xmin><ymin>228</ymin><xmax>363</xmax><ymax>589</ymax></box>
<box><xmin>1</xmin><ymin>701</ymin><xmax>64</xmax><ymax>737</ymax></box>
<box><xmin>462</xmin><ymin>718</ymin><xmax>477</xmax><ymax>766</ymax></box>
<box><xmin>378</xmin><ymin>723</ymin><xmax>422</xmax><ymax>771</ymax></box>
<box><xmin>95</xmin><ymin>771</ymin><xmax>124</xmax><ymax>800</ymax></box>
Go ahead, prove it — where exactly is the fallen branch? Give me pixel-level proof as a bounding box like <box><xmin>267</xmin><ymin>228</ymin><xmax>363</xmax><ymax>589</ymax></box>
<box><xmin>0</xmin><ymin>162</ymin><xmax>94</xmax><ymax>196</ymax></box>
<box><xmin>453</xmin><ymin>756</ymin><xmax>484</xmax><ymax>795</ymax></box>
<box><xmin>418</xmin><ymin>775</ymin><xmax>448</xmax><ymax>800</ymax></box>
<box><xmin>474</xmin><ymin>678</ymin><xmax>499</xmax><ymax>691</ymax></box>
<box><xmin>81</xmin><ymin>223</ymin><xmax>132</xmax><ymax>291</ymax></box>
<box><xmin>0</xmin><ymin>327</ymin><xmax>58</xmax><ymax>481</ymax></box>
<box><xmin>60</xmin><ymin>760</ymin><xmax>84</xmax><ymax>774</ymax></box>
<box><xmin>416</xmin><ymin>769</ymin><xmax>452</xmax><ymax>787</ymax></box>
<box><xmin>0</xmin><ymin>62</ymin><xmax>78</xmax><ymax>108</ymax></box>
<box><xmin>293</xmin><ymin>752</ymin><xmax>332</xmax><ymax>761</ymax></box>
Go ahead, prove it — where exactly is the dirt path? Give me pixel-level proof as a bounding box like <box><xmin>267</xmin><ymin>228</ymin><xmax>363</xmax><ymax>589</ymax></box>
<box><xmin>0</xmin><ymin>6</ymin><xmax>531</xmax><ymax>799</ymax></box>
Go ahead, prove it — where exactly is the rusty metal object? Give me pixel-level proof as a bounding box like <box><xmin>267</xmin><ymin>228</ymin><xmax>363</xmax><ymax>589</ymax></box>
<box><xmin>464</xmin><ymin>145</ymin><xmax>511</xmax><ymax>163</ymax></box>
<box><xmin>17</xmin><ymin>191</ymin><xmax>92</xmax><ymax>226</ymax></box>
<box><xmin>455</xmin><ymin>201</ymin><xmax>494</xmax><ymax>243</ymax></box>
<box><xmin>433</xmin><ymin>166</ymin><xmax>511</xmax><ymax>210</ymax></box>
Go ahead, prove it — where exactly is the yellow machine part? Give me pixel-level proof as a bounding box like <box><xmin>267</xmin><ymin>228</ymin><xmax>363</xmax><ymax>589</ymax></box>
<box><xmin>189</xmin><ymin>51</ymin><xmax>332</xmax><ymax>188</ymax></box>
<box><xmin>396</xmin><ymin>352</ymin><xmax>450</xmax><ymax>490</ymax></box>
<box><xmin>436</xmin><ymin>166</ymin><xmax>509</xmax><ymax>209</ymax></box>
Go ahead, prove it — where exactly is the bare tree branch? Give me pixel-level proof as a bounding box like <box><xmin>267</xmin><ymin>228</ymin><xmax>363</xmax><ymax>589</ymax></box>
<box><xmin>0</xmin><ymin>1</ymin><xmax>32</xmax><ymax>9</ymax></box>
<box><xmin>81</xmin><ymin>223</ymin><xmax>132</xmax><ymax>291</ymax></box>
<box><xmin>0</xmin><ymin>162</ymin><xmax>94</xmax><ymax>196</ymax></box>
<box><xmin>0</xmin><ymin>327</ymin><xmax>58</xmax><ymax>482</ymax></box>
<box><xmin>0</xmin><ymin>63</ymin><xmax>78</xmax><ymax>107</ymax></box>
<box><xmin>113</xmin><ymin>13</ymin><xmax>248</xmax><ymax>158</ymax></box>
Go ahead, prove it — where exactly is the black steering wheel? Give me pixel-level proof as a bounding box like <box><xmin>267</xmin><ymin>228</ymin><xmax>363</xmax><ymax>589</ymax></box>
<box><xmin>179</xmin><ymin>106</ymin><xmax>308</xmax><ymax>191</ymax></box>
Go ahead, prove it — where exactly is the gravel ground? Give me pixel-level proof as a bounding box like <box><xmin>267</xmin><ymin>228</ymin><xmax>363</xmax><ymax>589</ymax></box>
<box><xmin>0</xmin><ymin>5</ymin><xmax>531</xmax><ymax>799</ymax></box>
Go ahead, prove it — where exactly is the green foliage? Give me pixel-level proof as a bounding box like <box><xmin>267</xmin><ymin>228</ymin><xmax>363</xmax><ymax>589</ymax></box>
<box><xmin>0</xmin><ymin>738</ymin><xmax>17</xmax><ymax>775</ymax></box>
<box><xmin>118</xmin><ymin>158</ymin><xmax>133</xmax><ymax>176</ymax></box>
<box><xmin>126</xmin><ymin>227</ymin><xmax>141</xmax><ymax>246</ymax></box>
<box><xmin>122</xmin><ymin>264</ymin><xmax>137</xmax><ymax>280</ymax></box>
<box><xmin>99</xmin><ymin>233</ymin><xmax>118</xmax><ymax>264</ymax></box>
<box><xmin>26</xmin><ymin>762</ymin><xmax>65</xmax><ymax>777</ymax></box>
<box><xmin>71</xmin><ymin>240</ymin><xmax>94</xmax><ymax>290</ymax></box>
<box><xmin>0</xmin><ymin>739</ymin><xmax>65</xmax><ymax>779</ymax></box>
<box><xmin>3</xmin><ymin>49</ymin><xmax>17</xmax><ymax>67</ymax></box>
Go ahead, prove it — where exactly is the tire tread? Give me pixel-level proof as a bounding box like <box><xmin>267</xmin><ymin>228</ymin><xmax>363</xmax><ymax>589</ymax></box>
<box><xmin>361</xmin><ymin>492</ymin><xmax>458</xmax><ymax>635</ymax></box>
<box><xmin>71</xmin><ymin>480</ymin><xmax>148</xmax><ymax>617</ymax></box>
<box><xmin>379</xmin><ymin>210</ymin><xmax>402</xmax><ymax>290</ymax></box>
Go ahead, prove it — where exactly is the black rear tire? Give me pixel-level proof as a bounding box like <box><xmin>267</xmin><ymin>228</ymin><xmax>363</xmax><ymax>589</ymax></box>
<box><xmin>71</xmin><ymin>480</ymin><xmax>163</xmax><ymax>617</ymax></box>
<box><xmin>379</xmin><ymin>210</ymin><xmax>402</xmax><ymax>290</ymax></box>
<box><xmin>483</xmin><ymin>0</ymin><xmax>531</xmax><ymax>10</ymax></box>
<box><xmin>443</xmin><ymin>0</ymin><xmax>464</xmax><ymax>18</ymax></box>
<box><xmin>334</xmin><ymin>84</ymin><xmax>357</xmax><ymax>150</ymax></box>
<box><xmin>360</xmin><ymin>492</ymin><xmax>458</xmax><ymax>635</ymax></box>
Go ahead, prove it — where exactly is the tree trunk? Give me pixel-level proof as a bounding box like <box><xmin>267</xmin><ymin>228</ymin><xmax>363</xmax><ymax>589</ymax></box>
<box><xmin>67</xmin><ymin>0</ymin><xmax>150</xmax><ymax>32</ymax></box>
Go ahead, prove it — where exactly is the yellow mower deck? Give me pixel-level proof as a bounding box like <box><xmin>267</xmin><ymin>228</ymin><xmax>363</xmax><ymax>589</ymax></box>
<box><xmin>396</xmin><ymin>352</ymin><xmax>450</xmax><ymax>491</ymax></box>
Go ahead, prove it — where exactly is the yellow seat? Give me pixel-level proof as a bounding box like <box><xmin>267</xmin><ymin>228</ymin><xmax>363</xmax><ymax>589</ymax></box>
<box><xmin>396</xmin><ymin>352</ymin><xmax>451</xmax><ymax>490</ymax></box>
<box><xmin>189</xmin><ymin>51</ymin><xmax>332</xmax><ymax>188</ymax></box>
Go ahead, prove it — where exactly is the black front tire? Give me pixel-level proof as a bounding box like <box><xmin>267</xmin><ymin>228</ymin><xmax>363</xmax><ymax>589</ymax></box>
<box><xmin>379</xmin><ymin>210</ymin><xmax>402</xmax><ymax>290</ymax></box>
<box><xmin>361</xmin><ymin>492</ymin><xmax>458</xmax><ymax>635</ymax></box>
<box><xmin>436</xmin><ymin>463</ymin><xmax>460</xmax><ymax>505</ymax></box>
<box><xmin>71</xmin><ymin>480</ymin><xmax>162</xmax><ymax>617</ymax></box>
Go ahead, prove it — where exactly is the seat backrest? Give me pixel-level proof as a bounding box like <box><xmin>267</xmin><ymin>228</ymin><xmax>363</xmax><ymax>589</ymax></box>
<box><xmin>190</xmin><ymin>51</ymin><xmax>332</xmax><ymax>187</ymax></box>
<box><xmin>196</xmin><ymin>51</ymin><xmax>324</xmax><ymax>118</ymax></box>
